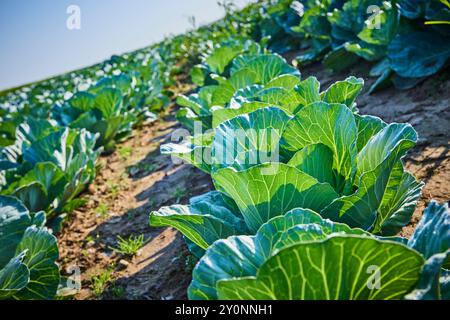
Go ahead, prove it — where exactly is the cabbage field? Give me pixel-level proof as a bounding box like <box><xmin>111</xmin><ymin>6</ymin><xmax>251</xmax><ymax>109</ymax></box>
<box><xmin>1</xmin><ymin>0</ymin><xmax>449</xmax><ymax>301</ymax></box>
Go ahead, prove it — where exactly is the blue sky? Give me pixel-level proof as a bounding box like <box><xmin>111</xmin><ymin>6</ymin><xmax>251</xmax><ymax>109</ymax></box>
<box><xmin>0</xmin><ymin>0</ymin><xmax>251</xmax><ymax>90</ymax></box>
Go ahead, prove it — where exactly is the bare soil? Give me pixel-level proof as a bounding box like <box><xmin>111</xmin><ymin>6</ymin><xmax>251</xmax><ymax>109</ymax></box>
<box><xmin>57</xmin><ymin>58</ymin><xmax>450</xmax><ymax>300</ymax></box>
<box><xmin>57</xmin><ymin>116</ymin><xmax>212</xmax><ymax>300</ymax></box>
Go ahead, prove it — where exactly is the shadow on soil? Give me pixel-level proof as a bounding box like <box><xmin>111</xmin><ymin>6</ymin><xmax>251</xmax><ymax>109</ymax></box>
<box><xmin>86</xmin><ymin>130</ymin><xmax>212</xmax><ymax>299</ymax></box>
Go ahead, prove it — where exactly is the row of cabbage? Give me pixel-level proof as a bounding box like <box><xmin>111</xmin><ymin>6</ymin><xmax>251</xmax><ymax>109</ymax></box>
<box><xmin>179</xmin><ymin>0</ymin><xmax>450</xmax><ymax>92</ymax></box>
<box><xmin>0</xmin><ymin>0</ymin><xmax>286</xmax><ymax>226</ymax></box>
<box><xmin>0</xmin><ymin>0</ymin><xmax>292</xmax><ymax>300</ymax></box>
<box><xmin>0</xmin><ymin>44</ymin><xmax>182</xmax><ymax>299</ymax></box>
<box><xmin>0</xmin><ymin>42</ymin><xmax>184</xmax><ymax>213</ymax></box>
<box><xmin>0</xmin><ymin>44</ymin><xmax>178</xmax><ymax>147</ymax></box>
<box><xmin>264</xmin><ymin>0</ymin><xmax>450</xmax><ymax>92</ymax></box>
<box><xmin>0</xmin><ymin>0</ymin><xmax>293</xmax><ymax>151</ymax></box>
<box><xmin>150</xmin><ymin>42</ymin><xmax>450</xmax><ymax>299</ymax></box>
<box><xmin>0</xmin><ymin>0</ymin><xmax>308</xmax><ymax>224</ymax></box>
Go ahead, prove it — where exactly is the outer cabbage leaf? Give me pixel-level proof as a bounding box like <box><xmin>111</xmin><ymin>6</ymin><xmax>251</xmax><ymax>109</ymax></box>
<box><xmin>406</xmin><ymin>250</ymin><xmax>450</xmax><ymax>300</ymax></box>
<box><xmin>189</xmin><ymin>208</ymin><xmax>368</xmax><ymax>300</ymax></box>
<box><xmin>212</xmin><ymin>107</ymin><xmax>291</xmax><ymax>171</ymax></box>
<box><xmin>322</xmin><ymin>123</ymin><xmax>419</xmax><ymax>233</ymax></box>
<box><xmin>0</xmin><ymin>196</ymin><xmax>59</xmax><ymax>300</ymax></box>
<box><xmin>388</xmin><ymin>31</ymin><xmax>450</xmax><ymax>78</ymax></box>
<box><xmin>0</xmin><ymin>196</ymin><xmax>31</xmax><ymax>266</ymax></box>
<box><xmin>373</xmin><ymin>164</ymin><xmax>423</xmax><ymax>235</ymax></box>
<box><xmin>12</xmin><ymin>226</ymin><xmax>59</xmax><ymax>300</ymax></box>
<box><xmin>160</xmin><ymin>132</ymin><xmax>213</xmax><ymax>174</ymax></box>
<box><xmin>0</xmin><ymin>253</ymin><xmax>29</xmax><ymax>299</ymax></box>
<box><xmin>321</xmin><ymin>76</ymin><xmax>364</xmax><ymax>109</ymax></box>
<box><xmin>2</xmin><ymin>162</ymin><xmax>68</xmax><ymax>213</ymax></box>
<box><xmin>287</xmin><ymin>144</ymin><xmax>335</xmax><ymax>186</ymax></box>
<box><xmin>212</xmin><ymin>163</ymin><xmax>339</xmax><ymax>233</ymax></box>
<box><xmin>150</xmin><ymin>191</ymin><xmax>246</xmax><ymax>250</ymax></box>
<box><xmin>211</xmin><ymin>102</ymin><xmax>272</xmax><ymax>128</ymax></box>
<box><xmin>281</xmin><ymin>102</ymin><xmax>358</xmax><ymax>193</ymax></box>
<box><xmin>408</xmin><ymin>201</ymin><xmax>450</xmax><ymax>259</ymax></box>
<box><xmin>354</xmin><ymin>114</ymin><xmax>386</xmax><ymax>152</ymax></box>
<box><xmin>406</xmin><ymin>200</ymin><xmax>450</xmax><ymax>300</ymax></box>
<box><xmin>217</xmin><ymin>235</ymin><xmax>424</xmax><ymax>300</ymax></box>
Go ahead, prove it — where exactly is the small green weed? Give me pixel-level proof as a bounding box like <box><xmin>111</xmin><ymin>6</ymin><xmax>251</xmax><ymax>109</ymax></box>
<box><xmin>118</xmin><ymin>146</ymin><xmax>133</xmax><ymax>160</ymax></box>
<box><xmin>90</xmin><ymin>270</ymin><xmax>114</xmax><ymax>298</ymax></box>
<box><xmin>112</xmin><ymin>234</ymin><xmax>145</xmax><ymax>256</ymax></box>
<box><xmin>95</xmin><ymin>203</ymin><xmax>109</xmax><ymax>218</ymax></box>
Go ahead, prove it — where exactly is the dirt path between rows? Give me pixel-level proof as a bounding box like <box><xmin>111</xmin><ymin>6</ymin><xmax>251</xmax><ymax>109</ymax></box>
<box><xmin>57</xmin><ymin>112</ymin><xmax>212</xmax><ymax>300</ymax></box>
<box><xmin>57</xmin><ymin>59</ymin><xmax>450</xmax><ymax>300</ymax></box>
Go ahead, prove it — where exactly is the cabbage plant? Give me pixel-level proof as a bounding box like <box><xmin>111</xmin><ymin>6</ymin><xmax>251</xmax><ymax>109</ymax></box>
<box><xmin>0</xmin><ymin>125</ymin><xmax>100</xmax><ymax>215</ymax></box>
<box><xmin>176</xmin><ymin>53</ymin><xmax>300</xmax><ymax>131</ymax></box>
<box><xmin>189</xmin><ymin>38</ymin><xmax>262</xmax><ymax>87</ymax></box>
<box><xmin>168</xmin><ymin>74</ymin><xmax>365</xmax><ymax>168</ymax></box>
<box><xmin>152</xmin><ymin>77</ymin><xmax>423</xmax><ymax>250</ymax></box>
<box><xmin>0</xmin><ymin>196</ymin><xmax>59</xmax><ymax>300</ymax></box>
<box><xmin>53</xmin><ymin>87</ymin><xmax>136</xmax><ymax>152</ymax></box>
<box><xmin>188</xmin><ymin>201</ymin><xmax>449</xmax><ymax>300</ymax></box>
<box><xmin>291</xmin><ymin>0</ymin><xmax>450</xmax><ymax>91</ymax></box>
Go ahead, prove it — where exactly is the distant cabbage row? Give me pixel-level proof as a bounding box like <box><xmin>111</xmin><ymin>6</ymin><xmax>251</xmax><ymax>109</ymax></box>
<box><xmin>175</xmin><ymin>0</ymin><xmax>450</xmax><ymax>92</ymax></box>
<box><xmin>263</xmin><ymin>0</ymin><xmax>450</xmax><ymax>92</ymax></box>
<box><xmin>0</xmin><ymin>43</ymin><xmax>180</xmax><ymax>299</ymax></box>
